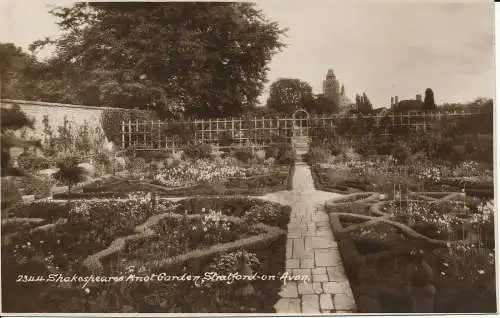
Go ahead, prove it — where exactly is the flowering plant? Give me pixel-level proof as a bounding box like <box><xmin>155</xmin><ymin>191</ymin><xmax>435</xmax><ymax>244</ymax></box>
<box><xmin>153</xmin><ymin>158</ymin><xmax>272</xmax><ymax>187</ymax></box>
<box><xmin>6</xmin><ymin>194</ymin><xmax>173</xmax><ymax>273</ymax></box>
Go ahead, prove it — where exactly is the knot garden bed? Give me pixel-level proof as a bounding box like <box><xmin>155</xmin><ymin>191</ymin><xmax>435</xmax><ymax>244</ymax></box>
<box><xmin>324</xmin><ymin>191</ymin><xmax>495</xmax><ymax>313</ymax></box>
<box><xmin>53</xmin><ymin>162</ymin><xmax>294</xmax><ymax>199</ymax></box>
<box><xmin>2</xmin><ymin>195</ymin><xmax>291</xmax><ymax>313</ymax></box>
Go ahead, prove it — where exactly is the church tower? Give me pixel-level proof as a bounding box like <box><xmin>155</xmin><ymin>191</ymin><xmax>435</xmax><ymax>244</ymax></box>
<box><xmin>323</xmin><ymin>69</ymin><xmax>340</xmax><ymax>104</ymax></box>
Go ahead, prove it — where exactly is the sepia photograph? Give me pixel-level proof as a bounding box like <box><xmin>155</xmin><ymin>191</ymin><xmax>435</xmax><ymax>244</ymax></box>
<box><xmin>0</xmin><ymin>0</ymin><xmax>496</xmax><ymax>314</ymax></box>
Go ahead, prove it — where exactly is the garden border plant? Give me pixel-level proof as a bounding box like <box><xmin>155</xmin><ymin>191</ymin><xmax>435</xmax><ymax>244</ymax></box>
<box><xmin>324</xmin><ymin>190</ymin><xmax>494</xmax><ymax>313</ymax></box>
<box><xmin>83</xmin><ymin>210</ymin><xmax>287</xmax><ymax>274</ymax></box>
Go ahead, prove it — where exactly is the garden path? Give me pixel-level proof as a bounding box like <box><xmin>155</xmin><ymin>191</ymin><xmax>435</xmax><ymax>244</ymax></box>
<box><xmin>159</xmin><ymin>161</ymin><xmax>357</xmax><ymax>313</ymax></box>
<box><xmin>258</xmin><ymin>162</ymin><xmax>357</xmax><ymax>313</ymax></box>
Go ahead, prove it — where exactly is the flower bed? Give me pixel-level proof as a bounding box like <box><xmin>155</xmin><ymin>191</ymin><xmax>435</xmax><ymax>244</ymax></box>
<box><xmin>106</xmin><ymin>210</ymin><xmax>266</xmax><ymax>272</ymax></box>
<box><xmin>385</xmin><ymin>199</ymin><xmax>494</xmax><ymax>242</ymax></box>
<box><xmin>6</xmin><ymin>201</ymin><xmax>70</xmax><ymax>221</ymax></box>
<box><xmin>77</xmin><ymin>163</ymin><xmax>292</xmax><ymax>198</ymax></box>
<box><xmin>325</xmin><ymin>192</ymin><xmax>380</xmax><ymax>216</ymax></box>
<box><xmin>173</xmin><ymin>197</ymin><xmax>291</xmax><ymax>229</ymax></box>
<box><xmin>2</xmin><ymin>219</ymin><xmax>48</xmax><ymax>236</ymax></box>
<box><xmin>3</xmin><ymin>193</ymin><xmax>174</xmax><ymax>273</ymax></box>
<box><xmin>327</xmin><ymin>195</ymin><xmax>496</xmax><ymax>313</ymax></box>
<box><xmin>153</xmin><ymin>158</ymin><xmax>267</xmax><ymax>187</ymax></box>
<box><xmin>2</xmin><ymin>196</ymin><xmax>289</xmax><ymax>313</ymax></box>
<box><xmin>311</xmin><ymin>156</ymin><xmax>493</xmax><ymax>198</ymax></box>
<box><xmin>92</xmin><ymin>198</ymin><xmax>289</xmax><ymax>313</ymax></box>
<box><xmin>311</xmin><ymin>164</ymin><xmax>364</xmax><ymax>194</ymax></box>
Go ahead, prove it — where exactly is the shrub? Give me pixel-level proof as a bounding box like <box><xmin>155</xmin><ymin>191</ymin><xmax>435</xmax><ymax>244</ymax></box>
<box><xmin>265</xmin><ymin>147</ymin><xmax>279</xmax><ymax>159</ymax></box>
<box><xmin>219</xmin><ymin>131</ymin><xmax>235</xmax><ymax>147</ymax></box>
<box><xmin>174</xmin><ymin>198</ymin><xmax>290</xmax><ymax>228</ymax></box>
<box><xmin>234</xmin><ymin>148</ymin><xmax>254</xmax><ymax>163</ymax></box>
<box><xmin>8</xmin><ymin>202</ymin><xmax>69</xmax><ymax>220</ymax></box>
<box><xmin>276</xmin><ymin>144</ymin><xmax>295</xmax><ymax>165</ymax></box>
<box><xmin>243</xmin><ymin>203</ymin><xmax>290</xmax><ymax>229</ymax></box>
<box><xmin>52</xmin><ymin>156</ymin><xmax>87</xmax><ymax>194</ymax></box>
<box><xmin>20</xmin><ymin>177</ymin><xmax>53</xmax><ymax>199</ymax></box>
<box><xmin>53</xmin><ymin>192</ymin><xmax>125</xmax><ymax>199</ymax></box>
<box><xmin>306</xmin><ymin>147</ymin><xmax>330</xmax><ymax>165</ymax></box>
<box><xmin>183</xmin><ymin>143</ymin><xmax>212</xmax><ymax>160</ymax></box>
<box><xmin>255</xmin><ymin>149</ymin><xmax>266</xmax><ymax>162</ymax></box>
<box><xmin>130</xmin><ymin>157</ymin><xmax>147</xmax><ymax>171</ymax></box>
<box><xmin>329</xmin><ymin>144</ymin><xmax>342</xmax><ymax>156</ymax></box>
<box><xmin>17</xmin><ymin>154</ymin><xmax>53</xmax><ymax>172</ymax></box>
<box><xmin>375</xmin><ymin>142</ymin><xmax>395</xmax><ymax>156</ymax></box>
<box><xmin>392</xmin><ymin>142</ymin><xmax>412</xmax><ymax>164</ymax></box>
<box><xmin>171</xmin><ymin>151</ymin><xmax>183</xmax><ymax>162</ymax></box>
<box><xmin>93</xmin><ymin>152</ymin><xmax>112</xmax><ymax>168</ymax></box>
<box><xmin>1</xmin><ymin>178</ymin><xmax>22</xmax><ymax>210</ymax></box>
<box><xmin>101</xmin><ymin>109</ymin><xmax>157</xmax><ymax>145</ymax></box>
<box><xmin>343</xmin><ymin>147</ymin><xmax>361</xmax><ymax>162</ymax></box>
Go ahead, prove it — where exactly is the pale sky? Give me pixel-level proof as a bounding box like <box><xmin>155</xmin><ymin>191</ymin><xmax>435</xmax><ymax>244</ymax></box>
<box><xmin>0</xmin><ymin>0</ymin><xmax>495</xmax><ymax>108</ymax></box>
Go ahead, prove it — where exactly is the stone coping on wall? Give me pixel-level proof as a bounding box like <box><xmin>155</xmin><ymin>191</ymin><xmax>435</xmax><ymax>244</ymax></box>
<box><xmin>1</xmin><ymin>99</ymin><xmax>137</xmax><ymax>112</ymax></box>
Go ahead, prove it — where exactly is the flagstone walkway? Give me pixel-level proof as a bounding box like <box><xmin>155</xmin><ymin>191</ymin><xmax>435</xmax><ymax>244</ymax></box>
<box><xmin>258</xmin><ymin>161</ymin><xmax>357</xmax><ymax>313</ymax></box>
<box><xmin>160</xmin><ymin>159</ymin><xmax>357</xmax><ymax>313</ymax></box>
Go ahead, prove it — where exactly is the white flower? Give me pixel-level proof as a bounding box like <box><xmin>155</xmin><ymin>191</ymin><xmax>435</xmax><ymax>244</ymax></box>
<box><xmin>478</xmin><ymin>270</ymin><xmax>485</xmax><ymax>274</ymax></box>
<box><xmin>84</xmin><ymin>287</ymin><xmax>91</xmax><ymax>294</ymax></box>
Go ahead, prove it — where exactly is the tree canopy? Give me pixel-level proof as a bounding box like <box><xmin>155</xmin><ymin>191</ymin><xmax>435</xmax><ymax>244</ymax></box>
<box><xmin>311</xmin><ymin>94</ymin><xmax>339</xmax><ymax>114</ymax></box>
<box><xmin>0</xmin><ymin>43</ymin><xmax>46</xmax><ymax>100</ymax></box>
<box><xmin>266</xmin><ymin>78</ymin><xmax>314</xmax><ymax>114</ymax></box>
<box><xmin>423</xmin><ymin>88</ymin><xmax>436</xmax><ymax>111</ymax></box>
<box><xmin>354</xmin><ymin>92</ymin><xmax>373</xmax><ymax>114</ymax></box>
<box><xmin>26</xmin><ymin>2</ymin><xmax>286</xmax><ymax>118</ymax></box>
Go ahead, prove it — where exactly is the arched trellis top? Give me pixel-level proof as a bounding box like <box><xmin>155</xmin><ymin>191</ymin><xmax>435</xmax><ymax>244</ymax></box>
<box><xmin>292</xmin><ymin>108</ymin><xmax>310</xmax><ymax>120</ymax></box>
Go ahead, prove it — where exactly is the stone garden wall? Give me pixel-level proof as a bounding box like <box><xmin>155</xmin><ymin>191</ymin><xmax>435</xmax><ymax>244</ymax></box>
<box><xmin>1</xmin><ymin>99</ymin><xmax>116</xmax><ymax>137</ymax></box>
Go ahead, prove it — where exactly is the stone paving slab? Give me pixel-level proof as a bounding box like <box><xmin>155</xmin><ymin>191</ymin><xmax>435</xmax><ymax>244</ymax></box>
<box><xmin>271</xmin><ymin>163</ymin><xmax>357</xmax><ymax>314</ymax></box>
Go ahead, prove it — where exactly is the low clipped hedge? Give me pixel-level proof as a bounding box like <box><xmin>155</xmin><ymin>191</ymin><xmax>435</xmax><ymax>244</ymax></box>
<box><xmin>80</xmin><ymin>165</ymin><xmax>293</xmax><ymax>197</ymax></box>
<box><xmin>174</xmin><ymin>197</ymin><xmax>291</xmax><ymax>230</ymax></box>
<box><xmin>6</xmin><ymin>201</ymin><xmax>69</xmax><ymax>221</ymax></box>
<box><xmin>310</xmin><ymin>164</ymin><xmax>351</xmax><ymax>194</ymax></box>
<box><xmin>80</xmin><ymin>198</ymin><xmax>290</xmax><ymax>313</ymax></box>
<box><xmin>225</xmin><ymin>172</ymin><xmax>288</xmax><ymax>189</ymax></box>
<box><xmin>53</xmin><ymin>192</ymin><xmax>126</xmax><ymax>199</ymax></box>
<box><xmin>325</xmin><ymin>192</ymin><xmax>380</xmax><ymax>215</ymax></box>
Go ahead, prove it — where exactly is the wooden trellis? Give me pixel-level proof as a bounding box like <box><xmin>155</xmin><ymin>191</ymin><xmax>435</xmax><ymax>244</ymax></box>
<box><xmin>120</xmin><ymin>111</ymin><xmax>484</xmax><ymax>150</ymax></box>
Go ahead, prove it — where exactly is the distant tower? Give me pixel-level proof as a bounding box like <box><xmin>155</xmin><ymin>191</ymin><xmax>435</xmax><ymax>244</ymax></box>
<box><xmin>341</xmin><ymin>84</ymin><xmax>345</xmax><ymax>96</ymax></box>
<box><xmin>323</xmin><ymin>69</ymin><xmax>340</xmax><ymax>104</ymax></box>
<box><xmin>416</xmin><ymin>94</ymin><xmax>423</xmax><ymax>102</ymax></box>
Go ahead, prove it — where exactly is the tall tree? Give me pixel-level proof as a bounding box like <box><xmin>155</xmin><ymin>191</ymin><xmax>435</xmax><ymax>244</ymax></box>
<box><xmin>311</xmin><ymin>94</ymin><xmax>338</xmax><ymax>114</ymax></box>
<box><xmin>1</xmin><ymin>104</ymin><xmax>41</xmax><ymax>177</ymax></box>
<box><xmin>0</xmin><ymin>43</ymin><xmax>46</xmax><ymax>100</ymax></box>
<box><xmin>31</xmin><ymin>2</ymin><xmax>286</xmax><ymax>118</ymax></box>
<box><xmin>423</xmin><ymin>88</ymin><xmax>436</xmax><ymax>111</ymax></box>
<box><xmin>355</xmin><ymin>92</ymin><xmax>372</xmax><ymax>115</ymax></box>
<box><xmin>266</xmin><ymin>78</ymin><xmax>314</xmax><ymax>114</ymax></box>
